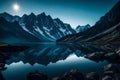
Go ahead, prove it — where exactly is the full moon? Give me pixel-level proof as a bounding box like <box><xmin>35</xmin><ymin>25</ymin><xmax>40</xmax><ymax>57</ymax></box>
<box><xmin>13</xmin><ymin>3</ymin><xmax>20</xmax><ymax>12</ymax></box>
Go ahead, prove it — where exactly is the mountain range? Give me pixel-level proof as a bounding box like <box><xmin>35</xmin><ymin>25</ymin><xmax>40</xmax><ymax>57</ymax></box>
<box><xmin>1</xmin><ymin>1</ymin><xmax>119</xmax><ymax>44</ymax></box>
<box><xmin>0</xmin><ymin>12</ymin><xmax>87</xmax><ymax>43</ymax></box>
<box><xmin>57</xmin><ymin>1</ymin><xmax>120</xmax><ymax>44</ymax></box>
<box><xmin>75</xmin><ymin>24</ymin><xmax>90</xmax><ymax>33</ymax></box>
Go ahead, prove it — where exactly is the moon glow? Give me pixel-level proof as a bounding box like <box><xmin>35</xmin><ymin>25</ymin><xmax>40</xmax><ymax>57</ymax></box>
<box><xmin>13</xmin><ymin>3</ymin><xmax>20</xmax><ymax>12</ymax></box>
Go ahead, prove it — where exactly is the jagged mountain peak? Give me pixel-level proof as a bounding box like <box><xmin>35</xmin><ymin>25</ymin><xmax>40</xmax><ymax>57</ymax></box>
<box><xmin>0</xmin><ymin>12</ymin><xmax>13</xmax><ymax>21</ymax></box>
<box><xmin>37</xmin><ymin>12</ymin><xmax>47</xmax><ymax>17</ymax></box>
<box><xmin>29</xmin><ymin>12</ymin><xmax>36</xmax><ymax>16</ymax></box>
<box><xmin>21</xmin><ymin>12</ymin><xmax>47</xmax><ymax>18</ymax></box>
<box><xmin>0</xmin><ymin>12</ymin><xmax>12</xmax><ymax>16</ymax></box>
<box><xmin>76</xmin><ymin>24</ymin><xmax>90</xmax><ymax>27</ymax></box>
<box><xmin>40</xmin><ymin>12</ymin><xmax>46</xmax><ymax>16</ymax></box>
<box><xmin>76</xmin><ymin>24</ymin><xmax>90</xmax><ymax>33</ymax></box>
<box><xmin>0</xmin><ymin>12</ymin><xmax>76</xmax><ymax>42</ymax></box>
<box><xmin>0</xmin><ymin>12</ymin><xmax>20</xmax><ymax>18</ymax></box>
<box><xmin>22</xmin><ymin>14</ymin><xmax>28</xmax><ymax>17</ymax></box>
<box><xmin>54</xmin><ymin>18</ymin><xmax>60</xmax><ymax>21</ymax></box>
<box><xmin>86</xmin><ymin>24</ymin><xmax>90</xmax><ymax>26</ymax></box>
<box><xmin>54</xmin><ymin>18</ymin><xmax>63</xmax><ymax>23</ymax></box>
<box><xmin>2</xmin><ymin>12</ymin><xmax>11</xmax><ymax>15</ymax></box>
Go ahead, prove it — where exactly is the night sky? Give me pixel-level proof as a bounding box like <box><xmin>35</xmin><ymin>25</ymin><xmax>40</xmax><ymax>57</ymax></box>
<box><xmin>0</xmin><ymin>0</ymin><xmax>119</xmax><ymax>28</ymax></box>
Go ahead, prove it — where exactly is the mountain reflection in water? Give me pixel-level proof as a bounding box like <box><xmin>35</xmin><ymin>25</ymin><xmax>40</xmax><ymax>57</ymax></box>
<box><xmin>2</xmin><ymin>43</ymin><xmax>112</xmax><ymax>80</ymax></box>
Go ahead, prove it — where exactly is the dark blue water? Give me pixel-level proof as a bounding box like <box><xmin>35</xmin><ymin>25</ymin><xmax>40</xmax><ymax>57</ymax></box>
<box><xmin>2</xmin><ymin>43</ymin><xmax>111</xmax><ymax>80</ymax></box>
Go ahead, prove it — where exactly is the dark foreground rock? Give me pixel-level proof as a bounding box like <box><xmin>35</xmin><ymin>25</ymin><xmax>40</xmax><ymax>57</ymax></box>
<box><xmin>27</xmin><ymin>71</ymin><xmax>48</xmax><ymax>80</ymax></box>
<box><xmin>103</xmin><ymin>64</ymin><xmax>120</xmax><ymax>80</ymax></box>
<box><xmin>102</xmin><ymin>76</ymin><xmax>113</xmax><ymax>80</ymax></box>
<box><xmin>56</xmin><ymin>69</ymin><xmax>84</xmax><ymax>80</ymax></box>
<box><xmin>85</xmin><ymin>52</ymin><xmax>105</xmax><ymax>62</ymax></box>
<box><xmin>26</xmin><ymin>64</ymin><xmax>120</xmax><ymax>80</ymax></box>
<box><xmin>85</xmin><ymin>51</ymin><xmax>120</xmax><ymax>63</ymax></box>
<box><xmin>86</xmin><ymin>72</ymin><xmax>100</xmax><ymax>80</ymax></box>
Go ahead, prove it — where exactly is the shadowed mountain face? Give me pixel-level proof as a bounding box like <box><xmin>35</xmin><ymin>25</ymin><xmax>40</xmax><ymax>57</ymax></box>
<box><xmin>0</xmin><ymin>17</ymin><xmax>41</xmax><ymax>43</ymax></box>
<box><xmin>0</xmin><ymin>12</ymin><xmax>76</xmax><ymax>43</ymax></box>
<box><xmin>57</xmin><ymin>1</ymin><xmax>120</xmax><ymax>43</ymax></box>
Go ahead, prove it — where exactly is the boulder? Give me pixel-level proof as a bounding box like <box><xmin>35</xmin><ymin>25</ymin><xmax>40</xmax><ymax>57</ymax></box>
<box><xmin>27</xmin><ymin>71</ymin><xmax>48</xmax><ymax>80</ymax></box>
<box><xmin>86</xmin><ymin>72</ymin><xmax>100</xmax><ymax>80</ymax></box>
<box><xmin>103</xmin><ymin>64</ymin><xmax>120</xmax><ymax>73</ymax></box>
<box><xmin>59</xmin><ymin>69</ymin><xmax>84</xmax><ymax>80</ymax></box>
<box><xmin>52</xmin><ymin>77</ymin><xmax>59</xmax><ymax>80</ymax></box>
<box><xmin>114</xmin><ymin>73</ymin><xmax>120</xmax><ymax>80</ymax></box>
<box><xmin>102</xmin><ymin>76</ymin><xmax>113</xmax><ymax>80</ymax></box>
<box><xmin>104</xmin><ymin>53</ymin><xmax>118</xmax><ymax>62</ymax></box>
<box><xmin>85</xmin><ymin>52</ymin><xmax>105</xmax><ymax>62</ymax></box>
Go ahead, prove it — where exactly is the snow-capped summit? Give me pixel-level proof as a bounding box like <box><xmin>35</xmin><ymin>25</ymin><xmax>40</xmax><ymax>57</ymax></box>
<box><xmin>76</xmin><ymin>24</ymin><xmax>90</xmax><ymax>33</ymax></box>
<box><xmin>0</xmin><ymin>12</ymin><xmax>76</xmax><ymax>42</ymax></box>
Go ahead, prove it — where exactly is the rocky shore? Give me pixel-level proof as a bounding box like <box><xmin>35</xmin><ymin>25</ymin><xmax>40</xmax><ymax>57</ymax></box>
<box><xmin>26</xmin><ymin>63</ymin><xmax>120</xmax><ymax>80</ymax></box>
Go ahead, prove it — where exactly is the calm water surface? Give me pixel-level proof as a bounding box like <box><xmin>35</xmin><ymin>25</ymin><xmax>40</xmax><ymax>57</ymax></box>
<box><xmin>2</xmin><ymin>43</ymin><xmax>112</xmax><ymax>80</ymax></box>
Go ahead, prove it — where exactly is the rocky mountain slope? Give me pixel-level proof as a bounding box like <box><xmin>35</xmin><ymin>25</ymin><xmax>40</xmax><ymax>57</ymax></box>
<box><xmin>57</xmin><ymin>1</ymin><xmax>120</xmax><ymax>44</ymax></box>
